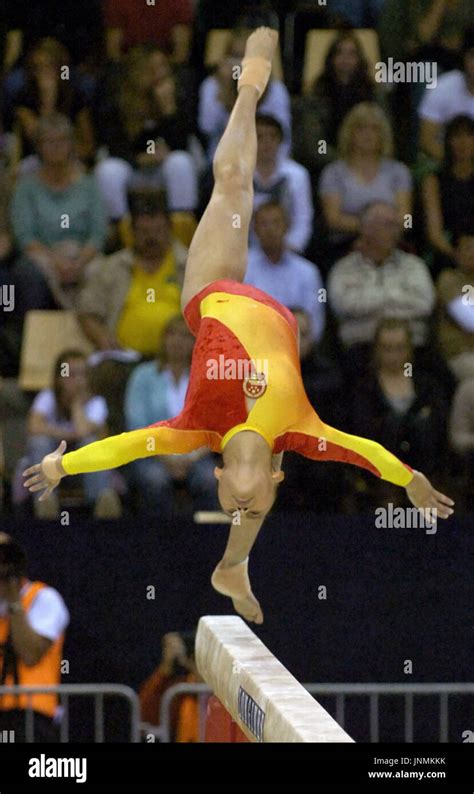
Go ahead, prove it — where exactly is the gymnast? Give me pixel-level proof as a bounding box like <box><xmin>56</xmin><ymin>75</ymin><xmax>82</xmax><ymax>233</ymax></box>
<box><xmin>24</xmin><ymin>28</ymin><xmax>454</xmax><ymax>625</ymax></box>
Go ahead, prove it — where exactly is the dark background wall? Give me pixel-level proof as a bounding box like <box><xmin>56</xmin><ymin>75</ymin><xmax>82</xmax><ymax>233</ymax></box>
<box><xmin>3</xmin><ymin>511</ymin><xmax>472</xmax><ymax>741</ymax></box>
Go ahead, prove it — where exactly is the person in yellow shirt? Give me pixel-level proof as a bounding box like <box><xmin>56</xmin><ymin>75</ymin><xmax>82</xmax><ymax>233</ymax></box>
<box><xmin>78</xmin><ymin>188</ymin><xmax>185</xmax><ymax>356</ymax></box>
<box><xmin>76</xmin><ymin>188</ymin><xmax>185</xmax><ymax>433</ymax></box>
<box><xmin>24</xmin><ymin>29</ymin><xmax>454</xmax><ymax>625</ymax></box>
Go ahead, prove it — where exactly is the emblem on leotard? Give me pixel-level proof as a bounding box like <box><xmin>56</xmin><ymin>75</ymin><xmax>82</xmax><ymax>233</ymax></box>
<box><xmin>243</xmin><ymin>372</ymin><xmax>267</xmax><ymax>398</ymax></box>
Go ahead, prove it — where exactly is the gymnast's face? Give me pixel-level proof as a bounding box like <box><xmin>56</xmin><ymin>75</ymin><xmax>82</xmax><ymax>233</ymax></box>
<box><xmin>215</xmin><ymin>462</ymin><xmax>283</xmax><ymax>519</ymax></box>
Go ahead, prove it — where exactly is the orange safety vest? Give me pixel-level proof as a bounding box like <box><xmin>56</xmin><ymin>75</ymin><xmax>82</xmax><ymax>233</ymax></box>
<box><xmin>0</xmin><ymin>581</ymin><xmax>64</xmax><ymax>717</ymax></box>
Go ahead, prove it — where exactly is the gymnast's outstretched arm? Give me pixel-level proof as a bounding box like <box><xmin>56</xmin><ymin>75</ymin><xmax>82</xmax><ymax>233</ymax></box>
<box><xmin>23</xmin><ymin>425</ymin><xmax>212</xmax><ymax>502</ymax></box>
<box><xmin>291</xmin><ymin>419</ymin><xmax>455</xmax><ymax>520</ymax></box>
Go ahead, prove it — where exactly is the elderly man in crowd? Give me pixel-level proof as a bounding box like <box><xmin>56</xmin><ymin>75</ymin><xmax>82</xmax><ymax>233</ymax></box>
<box><xmin>328</xmin><ymin>201</ymin><xmax>435</xmax><ymax>374</ymax></box>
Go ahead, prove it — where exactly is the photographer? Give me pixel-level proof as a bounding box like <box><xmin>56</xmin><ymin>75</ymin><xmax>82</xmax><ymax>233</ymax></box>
<box><xmin>139</xmin><ymin>630</ymin><xmax>201</xmax><ymax>743</ymax></box>
<box><xmin>0</xmin><ymin>533</ymin><xmax>69</xmax><ymax>742</ymax></box>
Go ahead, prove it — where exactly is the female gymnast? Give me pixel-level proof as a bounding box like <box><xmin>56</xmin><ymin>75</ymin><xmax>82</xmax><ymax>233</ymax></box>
<box><xmin>24</xmin><ymin>29</ymin><xmax>454</xmax><ymax>625</ymax></box>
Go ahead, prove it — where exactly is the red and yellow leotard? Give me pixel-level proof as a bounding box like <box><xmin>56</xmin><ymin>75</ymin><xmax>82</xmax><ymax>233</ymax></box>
<box><xmin>62</xmin><ymin>280</ymin><xmax>414</xmax><ymax>487</ymax></box>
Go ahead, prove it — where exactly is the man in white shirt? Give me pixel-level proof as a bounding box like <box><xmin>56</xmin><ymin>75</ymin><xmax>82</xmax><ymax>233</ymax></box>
<box><xmin>0</xmin><ymin>533</ymin><xmax>69</xmax><ymax>741</ymax></box>
<box><xmin>328</xmin><ymin>202</ymin><xmax>435</xmax><ymax>358</ymax></box>
<box><xmin>419</xmin><ymin>29</ymin><xmax>474</xmax><ymax>163</ymax></box>
<box><xmin>245</xmin><ymin>201</ymin><xmax>325</xmax><ymax>342</ymax></box>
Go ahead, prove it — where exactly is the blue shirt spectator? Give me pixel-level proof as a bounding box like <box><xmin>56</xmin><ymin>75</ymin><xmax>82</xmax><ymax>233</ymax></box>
<box><xmin>124</xmin><ymin>316</ymin><xmax>217</xmax><ymax>515</ymax></box>
<box><xmin>245</xmin><ymin>202</ymin><xmax>325</xmax><ymax>343</ymax></box>
<box><xmin>125</xmin><ymin>364</ymin><xmax>189</xmax><ymax>430</ymax></box>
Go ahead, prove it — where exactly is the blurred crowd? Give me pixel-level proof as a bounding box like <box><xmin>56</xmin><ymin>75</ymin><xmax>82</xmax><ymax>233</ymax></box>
<box><xmin>0</xmin><ymin>0</ymin><xmax>474</xmax><ymax>519</ymax></box>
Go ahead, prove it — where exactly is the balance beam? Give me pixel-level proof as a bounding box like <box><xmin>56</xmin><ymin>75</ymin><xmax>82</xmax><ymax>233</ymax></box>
<box><xmin>196</xmin><ymin>615</ymin><xmax>354</xmax><ymax>743</ymax></box>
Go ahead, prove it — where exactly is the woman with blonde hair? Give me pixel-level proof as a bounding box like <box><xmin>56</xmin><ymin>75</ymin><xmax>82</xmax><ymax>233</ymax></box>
<box><xmin>319</xmin><ymin>101</ymin><xmax>413</xmax><ymax>257</ymax></box>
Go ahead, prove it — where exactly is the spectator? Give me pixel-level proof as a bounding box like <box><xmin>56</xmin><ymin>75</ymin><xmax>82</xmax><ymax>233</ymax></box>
<box><xmin>449</xmin><ymin>376</ymin><xmax>474</xmax><ymax>454</ymax></box>
<box><xmin>94</xmin><ymin>46</ymin><xmax>198</xmax><ymax>219</ymax></box>
<box><xmin>198</xmin><ymin>27</ymin><xmax>291</xmax><ymax>161</ymax></box>
<box><xmin>12</xmin><ymin>38</ymin><xmax>94</xmax><ymax>162</ymax></box>
<box><xmin>0</xmin><ymin>533</ymin><xmax>69</xmax><ymax>742</ymax></box>
<box><xmin>253</xmin><ymin>114</ymin><xmax>313</xmax><ymax>253</ymax></box>
<box><xmin>293</xmin><ymin>31</ymin><xmax>387</xmax><ymax>172</ymax></box>
<box><xmin>328</xmin><ymin>202</ymin><xmax>435</xmax><ymax>370</ymax></box>
<box><xmin>140</xmin><ymin>631</ymin><xmax>200</xmax><ymax>742</ymax></box>
<box><xmin>24</xmin><ymin>350</ymin><xmax>121</xmax><ymax>520</ymax></box>
<box><xmin>0</xmin><ymin>162</ymin><xmax>19</xmax><ymax>378</ymax></box>
<box><xmin>437</xmin><ymin>232</ymin><xmax>474</xmax><ymax>380</ymax></box>
<box><xmin>1</xmin><ymin>2</ymin><xmax>23</xmax><ymax>76</ymax></box>
<box><xmin>244</xmin><ymin>202</ymin><xmax>325</xmax><ymax>342</ymax></box>
<box><xmin>351</xmin><ymin>318</ymin><xmax>449</xmax><ymax>475</ymax></box>
<box><xmin>1</xmin><ymin>1</ymin><xmax>103</xmax><ymax>75</ymax></box>
<box><xmin>379</xmin><ymin>0</ymin><xmax>473</xmax><ymax>69</ymax></box>
<box><xmin>78</xmin><ymin>190</ymin><xmax>184</xmax><ymax>356</ymax></box>
<box><xmin>422</xmin><ymin>115</ymin><xmax>474</xmax><ymax>272</ymax></box>
<box><xmin>319</xmin><ymin>102</ymin><xmax>412</xmax><ymax>258</ymax></box>
<box><xmin>449</xmin><ymin>375</ymin><xmax>474</xmax><ymax>508</ymax></box>
<box><xmin>77</xmin><ymin>190</ymin><xmax>185</xmax><ymax>433</ymax></box>
<box><xmin>330</xmin><ymin>0</ymin><xmax>386</xmax><ymax>28</ymax></box>
<box><xmin>291</xmin><ymin>307</ymin><xmax>345</xmax><ymax>426</ymax></box>
<box><xmin>0</xmin><ymin>164</ymin><xmax>12</xmax><ymax>264</ymax></box>
<box><xmin>125</xmin><ymin>316</ymin><xmax>217</xmax><ymax>515</ymax></box>
<box><xmin>272</xmin><ymin>306</ymin><xmax>345</xmax><ymax>512</ymax></box>
<box><xmin>10</xmin><ymin>114</ymin><xmax>107</xmax><ymax>313</ymax></box>
<box><xmin>449</xmin><ymin>376</ymin><xmax>474</xmax><ymax>507</ymax></box>
<box><xmin>419</xmin><ymin>28</ymin><xmax>474</xmax><ymax>164</ymax></box>
<box><xmin>191</xmin><ymin>1</ymin><xmax>280</xmax><ymax>78</ymax></box>
<box><xmin>104</xmin><ymin>0</ymin><xmax>194</xmax><ymax>65</ymax></box>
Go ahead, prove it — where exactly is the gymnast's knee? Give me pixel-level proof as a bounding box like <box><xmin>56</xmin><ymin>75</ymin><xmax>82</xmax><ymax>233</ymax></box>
<box><xmin>213</xmin><ymin>161</ymin><xmax>252</xmax><ymax>193</ymax></box>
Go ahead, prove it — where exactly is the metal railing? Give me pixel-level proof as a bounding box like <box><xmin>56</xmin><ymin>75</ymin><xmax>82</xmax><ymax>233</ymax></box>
<box><xmin>0</xmin><ymin>684</ymin><xmax>140</xmax><ymax>742</ymax></box>
<box><xmin>159</xmin><ymin>682</ymin><xmax>474</xmax><ymax>743</ymax></box>
<box><xmin>160</xmin><ymin>682</ymin><xmax>211</xmax><ymax>743</ymax></box>
<box><xmin>4</xmin><ymin>682</ymin><xmax>471</xmax><ymax>743</ymax></box>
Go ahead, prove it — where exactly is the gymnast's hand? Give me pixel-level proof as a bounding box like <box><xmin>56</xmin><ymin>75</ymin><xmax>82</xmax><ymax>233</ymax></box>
<box><xmin>405</xmin><ymin>470</ymin><xmax>454</xmax><ymax>520</ymax></box>
<box><xmin>23</xmin><ymin>440</ymin><xmax>68</xmax><ymax>501</ymax></box>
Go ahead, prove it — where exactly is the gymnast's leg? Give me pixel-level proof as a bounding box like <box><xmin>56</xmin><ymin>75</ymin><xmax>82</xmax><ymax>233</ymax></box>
<box><xmin>211</xmin><ymin>515</ymin><xmax>265</xmax><ymax>624</ymax></box>
<box><xmin>180</xmin><ymin>27</ymin><xmax>278</xmax><ymax>311</ymax></box>
<box><xmin>182</xmin><ymin>28</ymin><xmax>278</xmax><ymax>624</ymax></box>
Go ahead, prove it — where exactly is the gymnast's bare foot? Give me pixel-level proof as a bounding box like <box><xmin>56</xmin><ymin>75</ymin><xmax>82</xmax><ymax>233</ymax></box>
<box><xmin>244</xmin><ymin>26</ymin><xmax>279</xmax><ymax>63</ymax></box>
<box><xmin>232</xmin><ymin>593</ymin><xmax>264</xmax><ymax>625</ymax></box>
<box><xmin>211</xmin><ymin>558</ymin><xmax>264</xmax><ymax>624</ymax></box>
